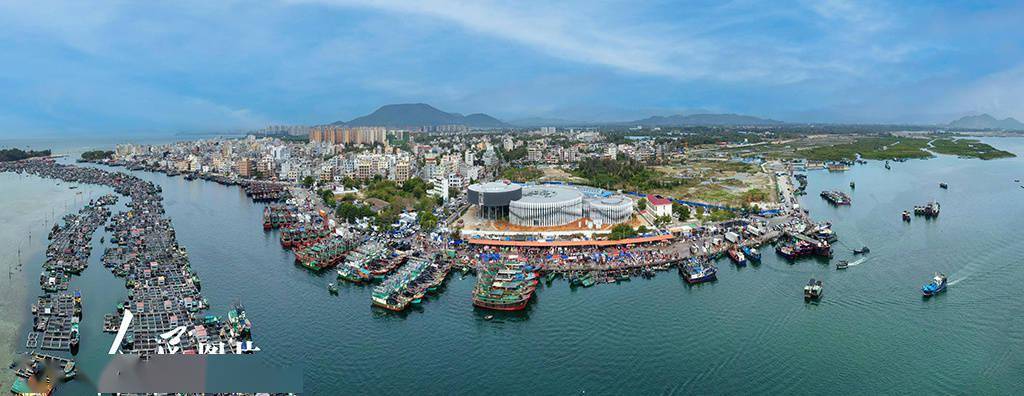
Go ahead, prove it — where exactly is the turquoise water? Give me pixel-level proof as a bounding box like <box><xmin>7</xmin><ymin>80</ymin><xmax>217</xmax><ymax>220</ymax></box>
<box><xmin>3</xmin><ymin>137</ymin><xmax>1024</xmax><ymax>394</ymax></box>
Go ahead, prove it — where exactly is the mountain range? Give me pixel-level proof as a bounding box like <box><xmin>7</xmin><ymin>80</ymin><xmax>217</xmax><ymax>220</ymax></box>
<box><xmin>333</xmin><ymin>103</ymin><xmax>1024</xmax><ymax>130</ymax></box>
<box><xmin>333</xmin><ymin>103</ymin><xmax>788</xmax><ymax>128</ymax></box>
<box><xmin>334</xmin><ymin>103</ymin><xmax>506</xmax><ymax>128</ymax></box>
<box><xmin>628</xmin><ymin>113</ymin><xmax>783</xmax><ymax>126</ymax></box>
<box><xmin>947</xmin><ymin>114</ymin><xmax>1024</xmax><ymax>130</ymax></box>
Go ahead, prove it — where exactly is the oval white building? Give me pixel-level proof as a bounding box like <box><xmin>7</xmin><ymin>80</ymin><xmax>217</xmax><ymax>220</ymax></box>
<box><xmin>509</xmin><ymin>185</ymin><xmax>584</xmax><ymax>227</ymax></box>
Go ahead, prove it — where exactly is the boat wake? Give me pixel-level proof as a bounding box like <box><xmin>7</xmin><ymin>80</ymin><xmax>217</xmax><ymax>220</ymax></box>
<box><xmin>947</xmin><ymin>276</ymin><xmax>966</xmax><ymax>286</ymax></box>
<box><xmin>845</xmin><ymin>257</ymin><xmax>868</xmax><ymax>267</ymax></box>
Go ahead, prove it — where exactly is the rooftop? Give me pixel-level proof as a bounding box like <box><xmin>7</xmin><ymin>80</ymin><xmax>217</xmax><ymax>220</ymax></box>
<box><xmin>646</xmin><ymin>194</ymin><xmax>673</xmax><ymax>206</ymax></box>
<box><xmin>468</xmin><ymin>180</ymin><xmax>521</xmax><ymax>194</ymax></box>
<box><xmin>516</xmin><ymin>185</ymin><xmax>583</xmax><ymax>204</ymax></box>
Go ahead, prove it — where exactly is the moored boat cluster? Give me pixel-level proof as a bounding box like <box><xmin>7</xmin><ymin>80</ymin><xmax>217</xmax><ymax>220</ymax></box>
<box><xmin>2</xmin><ymin>158</ymin><xmax>256</xmax><ymax>361</ymax></box>
<box><xmin>471</xmin><ymin>258</ymin><xmax>539</xmax><ymax>311</ymax></box>
<box><xmin>243</xmin><ymin>181</ymin><xmax>289</xmax><ymax>202</ymax></box>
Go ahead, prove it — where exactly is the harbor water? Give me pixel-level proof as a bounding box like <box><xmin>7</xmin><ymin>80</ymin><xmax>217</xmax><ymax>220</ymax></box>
<box><xmin>2</xmin><ymin>137</ymin><xmax>1024</xmax><ymax>394</ymax></box>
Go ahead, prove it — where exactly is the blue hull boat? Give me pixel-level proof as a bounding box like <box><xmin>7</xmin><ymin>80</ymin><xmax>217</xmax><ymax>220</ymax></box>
<box><xmin>741</xmin><ymin>246</ymin><xmax>761</xmax><ymax>262</ymax></box>
<box><xmin>922</xmin><ymin>273</ymin><xmax>948</xmax><ymax>297</ymax></box>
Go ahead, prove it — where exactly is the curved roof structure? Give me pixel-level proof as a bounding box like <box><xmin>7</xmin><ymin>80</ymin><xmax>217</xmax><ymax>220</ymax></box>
<box><xmin>515</xmin><ymin>185</ymin><xmax>583</xmax><ymax>206</ymax></box>
<box><xmin>588</xmin><ymin>195</ymin><xmax>633</xmax><ymax>209</ymax></box>
<box><xmin>468</xmin><ymin>181</ymin><xmax>520</xmax><ymax>194</ymax></box>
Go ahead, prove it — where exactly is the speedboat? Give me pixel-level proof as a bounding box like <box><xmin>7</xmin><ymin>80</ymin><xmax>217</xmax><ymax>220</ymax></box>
<box><xmin>836</xmin><ymin>260</ymin><xmax>849</xmax><ymax>270</ymax></box>
<box><xmin>804</xmin><ymin>279</ymin><xmax>823</xmax><ymax>300</ymax></box>
<box><xmin>853</xmin><ymin>246</ymin><xmax>870</xmax><ymax>255</ymax></box>
<box><xmin>921</xmin><ymin>273</ymin><xmax>947</xmax><ymax>297</ymax></box>
<box><xmin>939</xmin><ymin>183</ymin><xmax>948</xmax><ymax>189</ymax></box>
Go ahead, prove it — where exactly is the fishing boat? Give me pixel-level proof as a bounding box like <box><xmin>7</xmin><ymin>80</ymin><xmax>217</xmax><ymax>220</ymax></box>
<box><xmin>812</xmin><ymin>223</ymin><xmax>837</xmax><ymax>242</ymax></box>
<box><xmin>804</xmin><ymin>279</ymin><xmax>823</xmax><ymax>300</ymax></box>
<box><xmin>853</xmin><ymin>246</ymin><xmax>870</xmax><ymax>255</ymax></box>
<box><xmin>336</xmin><ymin>242</ymin><xmax>389</xmax><ymax>282</ymax></box>
<box><xmin>836</xmin><ymin>260</ymin><xmax>849</xmax><ymax>270</ymax></box>
<box><xmin>727</xmin><ymin>247</ymin><xmax>747</xmax><ymax>267</ymax></box>
<box><xmin>902</xmin><ymin>210</ymin><xmax>912</xmax><ymax>222</ymax></box>
<box><xmin>471</xmin><ymin>261</ymin><xmax>537</xmax><ymax>311</ymax></box>
<box><xmin>921</xmin><ymin>273</ymin><xmax>948</xmax><ymax>297</ymax></box>
<box><xmin>580</xmin><ymin>272</ymin><xmax>596</xmax><ymax>287</ymax></box>
<box><xmin>294</xmin><ymin>236</ymin><xmax>354</xmax><ymax>271</ymax></box>
<box><xmin>70</xmin><ymin>323</ymin><xmax>80</xmax><ymax>352</ymax></box>
<box><xmin>827</xmin><ymin>163</ymin><xmax>849</xmax><ymax>172</ymax></box>
<box><xmin>679</xmin><ymin>260</ymin><xmax>717</xmax><ymax>284</ymax></box>
<box><xmin>820</xmin><ymin>190</ymin><xmax>852</xmax><ymax>205</ymax></box>
<box><xmin>741</xmin><ymin>246</ymin><xmax>761</xmax><ymax>263</ymax></box>
<box><xmin>913</xmin><ymin>201</ymin><xmax>940</xmax><ymax>217</ymax></box>
<box><xmin>371</xmin><ymin>257</ymin><xmax>436</xmax><ymax>311</ymax></box>
<box><xmin>337</xmin><ymin>264</ymin><xmax>373</xmax><ymax>283</ymax></box>
<box><xmin>545</xmin><ymin>272</ymin><xmax>557</xmax><ymax>285</ymax></box>
<box><xmin>939</xmin><ymin>183</ymin><xmax>948</xmax><ymax>189</ymax></box>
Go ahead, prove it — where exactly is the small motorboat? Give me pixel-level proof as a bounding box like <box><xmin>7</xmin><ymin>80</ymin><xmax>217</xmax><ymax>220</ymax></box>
<box><xmin>836</xmin><ymin>260</ymin><xmax>849</xmax><ymax>270</ymax></box>
<box><xmin>484</xmin><ymin>315</ymin><xmax>494</xmax><ymax>321</ymax></box>
<box><xmin>327</xmin><ymin>283</ymin><xmax>339</xmax><ymax>294</ymax></box>
<box><xmin>728</xmin><ymin>247</ymin><xmax>748</xmax><ymax>267</ymax></box>
<box><xmin>804</xmin><ymin>279</ymin><xmax>823</xmax><ymax>300</ymax></box>
<box><xmin>853</xmin><ymin>246</ymin><xmax>870</xmax><ymax>255</ymax></box>
<box><xmin>741</xmin><ymin>246</ymin><xmax>761</xmax><ymax>263</ymax></box>
<box><xmin>850</xmin><ymin>181</ymin><xmax>856</xmax><ymax>189</ymax></box>
<box><xmin>884</xmin><ymin>161</ymin><xmax>891</xmax><ymax>170</ymax></box>
<box><xmin>921</xmin><ymin>273</ymin><xmax>948</xmax><ymax>297</ymax></box>
<box><xmin>939</xmin><ymin>183</ymin><xmax>948</xmax><ymax>189</ymax></box>
<box><xmin>902</xmin><ymin>211</ymin><xmax>912</xmax><ymax>222</ymax></box>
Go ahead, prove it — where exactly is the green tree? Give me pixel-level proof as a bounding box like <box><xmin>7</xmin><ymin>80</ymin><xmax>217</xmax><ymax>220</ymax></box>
<box><xmin>374</xmin><ymin>206</ymin><xmax>401</xmax><ymax>230</ymax></box>
<box><xmin>417</xmin><ymin>211</ymin><xmax>439</xmax><ymax>231</ymax></box>
<box><xmin>637</xmin><ymin>198</ymin><xmax>648</xmax><ymax>211</ymax></box>
<box><xmin>673</xmin><ymin>204</ymin><xmax>691</xmax><ymax>221</ymax></box>
<box><xmin>609</xmin><ymin>224</ymin><xmax>637</xmax><ymax>240</ymax></box>
<box><xmin>301</xmin><ymin>176</ymin><xmax>315</xmax><ymax>188</ymax></box>
<box><xmin>318</xmin><ymin>189</ymin><xmax>337</xmax><ymax>207</ymax></box>
<box><xmin>335</xmin><ymin>202</ymin><xmax>374</xmax><ymax>223</ymax></box>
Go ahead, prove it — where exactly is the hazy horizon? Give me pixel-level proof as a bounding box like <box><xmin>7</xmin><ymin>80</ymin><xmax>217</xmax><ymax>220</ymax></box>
<box><xmin>1</xmin><ymin>1</ymin><xmax>1023</xmax><ymax>137</ymax></box>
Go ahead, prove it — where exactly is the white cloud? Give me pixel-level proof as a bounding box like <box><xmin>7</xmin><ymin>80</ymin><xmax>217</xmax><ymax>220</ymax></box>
<box><xmin>290</xmin><ymin>0</ymin><xmax>843</xmax><ymax>83</ymax></box>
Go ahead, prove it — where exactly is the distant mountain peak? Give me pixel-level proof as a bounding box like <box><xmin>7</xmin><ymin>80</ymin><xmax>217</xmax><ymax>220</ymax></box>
<box><xmin>948</xmin><ymin>114</ymin><xmax>1024</xmax><ymax>130</ymax></box>
<box><xmin>334</xmin><ymin>103</ymin><xmax>506</xmax><ymax>128</ymax></box>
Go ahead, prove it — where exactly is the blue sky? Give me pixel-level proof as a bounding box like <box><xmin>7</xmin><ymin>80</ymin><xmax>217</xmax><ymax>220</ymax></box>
<box><xmin>1</xmin><ymin>0</ymin><xmax>1022</xmax><ymax>136</ymax></box>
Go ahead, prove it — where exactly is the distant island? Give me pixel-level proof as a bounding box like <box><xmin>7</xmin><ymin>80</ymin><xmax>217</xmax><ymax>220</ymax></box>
<box><xmin>948</xmin><ymin>114</ymin><xmax>1024</xmax><ymax>131</ymax></box>
<box><xmin>0</xmin><ymin>148</ymin><xmax>51</xmax><ymax>162</ymax></box>
<box><xmin>80</xmin><ymin>150</ymin><xmax>115</xmax><ymax>161</ymax></box>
